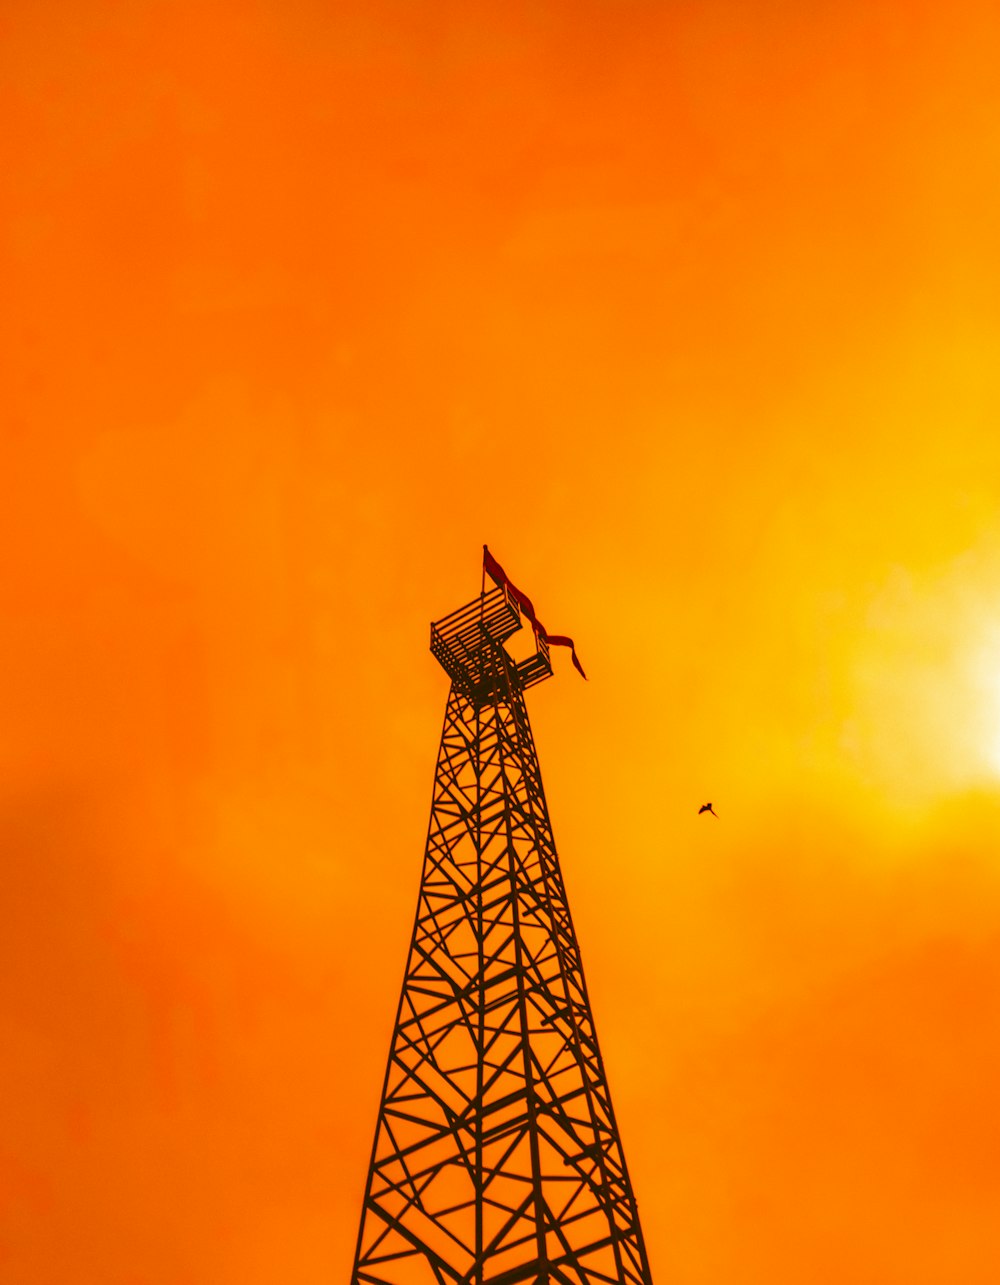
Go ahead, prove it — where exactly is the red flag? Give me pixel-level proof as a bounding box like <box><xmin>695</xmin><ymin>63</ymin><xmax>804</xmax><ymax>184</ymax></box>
<box><xmin>483</xmin><ymin>547</ymin><xmax>587</xmax><ymax>680</ymax></box>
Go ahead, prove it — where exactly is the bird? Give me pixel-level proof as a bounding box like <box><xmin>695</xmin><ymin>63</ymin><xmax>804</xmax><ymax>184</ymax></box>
<box><xmin>698</xmin><ymin>802</ymin><xmax>718</xmax><ymax>818</ymax></box>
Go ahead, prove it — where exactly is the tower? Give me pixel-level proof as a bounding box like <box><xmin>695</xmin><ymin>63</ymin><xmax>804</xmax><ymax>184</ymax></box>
<box><xmin>350</xmin><ymin>567</ymin><xmax>653</xmax><ymax>1285</ymax></box>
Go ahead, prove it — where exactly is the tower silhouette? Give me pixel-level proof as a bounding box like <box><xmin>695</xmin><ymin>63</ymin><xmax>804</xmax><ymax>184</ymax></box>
<box><xmin>350</xmin><ymin>568</ymin><xmax>652</xmax><ymax>1285</ymax></box>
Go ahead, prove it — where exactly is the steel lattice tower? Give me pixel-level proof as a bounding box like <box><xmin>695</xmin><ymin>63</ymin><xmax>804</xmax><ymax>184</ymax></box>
<box><xmin>350</xmin><ymin>574</ymin><xmax>653</xmax><ymax>1285</ymax></box>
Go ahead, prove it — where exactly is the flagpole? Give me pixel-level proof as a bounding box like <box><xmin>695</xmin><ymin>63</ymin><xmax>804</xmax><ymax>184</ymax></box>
<box><xmin>480</xmin><ymin>546</ymin><xmax>487</xmax><ymax>653</ymax></box>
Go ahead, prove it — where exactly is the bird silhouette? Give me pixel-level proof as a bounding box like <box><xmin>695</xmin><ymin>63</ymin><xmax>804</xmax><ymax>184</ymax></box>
<box><xmin>698</xmin><ymin>802</ymin><xmax>718</xmax><ymax>818</ymax></box>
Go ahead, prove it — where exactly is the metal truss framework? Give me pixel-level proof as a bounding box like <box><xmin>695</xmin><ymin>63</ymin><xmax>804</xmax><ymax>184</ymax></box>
<box><xmin>351</xmin><ymin>590</ymin><xmax>652</xmax><ymax>1285</ymax></box>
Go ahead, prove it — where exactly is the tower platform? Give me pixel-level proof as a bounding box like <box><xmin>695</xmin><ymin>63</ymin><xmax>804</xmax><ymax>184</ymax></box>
<box><xmin>429</xmin><ymin>583</ymin><xmax>552</xmax><ymax>699</ymax></box>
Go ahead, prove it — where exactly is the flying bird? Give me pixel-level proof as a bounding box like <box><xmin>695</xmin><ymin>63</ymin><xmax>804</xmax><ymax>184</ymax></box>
<box><xmin>698</xmin><ymin>802</ymin><xmax>718</xmax><ymax>818</ymax></box>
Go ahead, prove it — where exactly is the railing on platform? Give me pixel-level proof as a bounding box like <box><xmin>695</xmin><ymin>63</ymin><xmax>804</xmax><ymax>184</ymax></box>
<box><xmin>429</xmin><ymin>584</ymin><xmax>553</xmax><ymax>697</ymax></box>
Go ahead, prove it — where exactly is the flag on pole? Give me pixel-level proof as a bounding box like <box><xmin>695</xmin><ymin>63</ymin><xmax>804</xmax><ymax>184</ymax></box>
<box><xmin>483</xmin><ymin>546</ymin><xmax>587</xmax><ymax>679</ymax></box>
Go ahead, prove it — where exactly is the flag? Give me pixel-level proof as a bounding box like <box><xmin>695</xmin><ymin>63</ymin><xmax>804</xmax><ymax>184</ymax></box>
<box><xmin>483</xmin><ymin>546</ymin><xmax>587</xmax><ymax>679</ymax></box>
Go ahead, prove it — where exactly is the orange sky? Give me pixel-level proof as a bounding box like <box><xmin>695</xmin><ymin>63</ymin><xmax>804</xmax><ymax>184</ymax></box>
<box><xmin>3</xmin><ymin>2</ymin><xmax>1000</xmax><ymax>1281</ymax></box>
